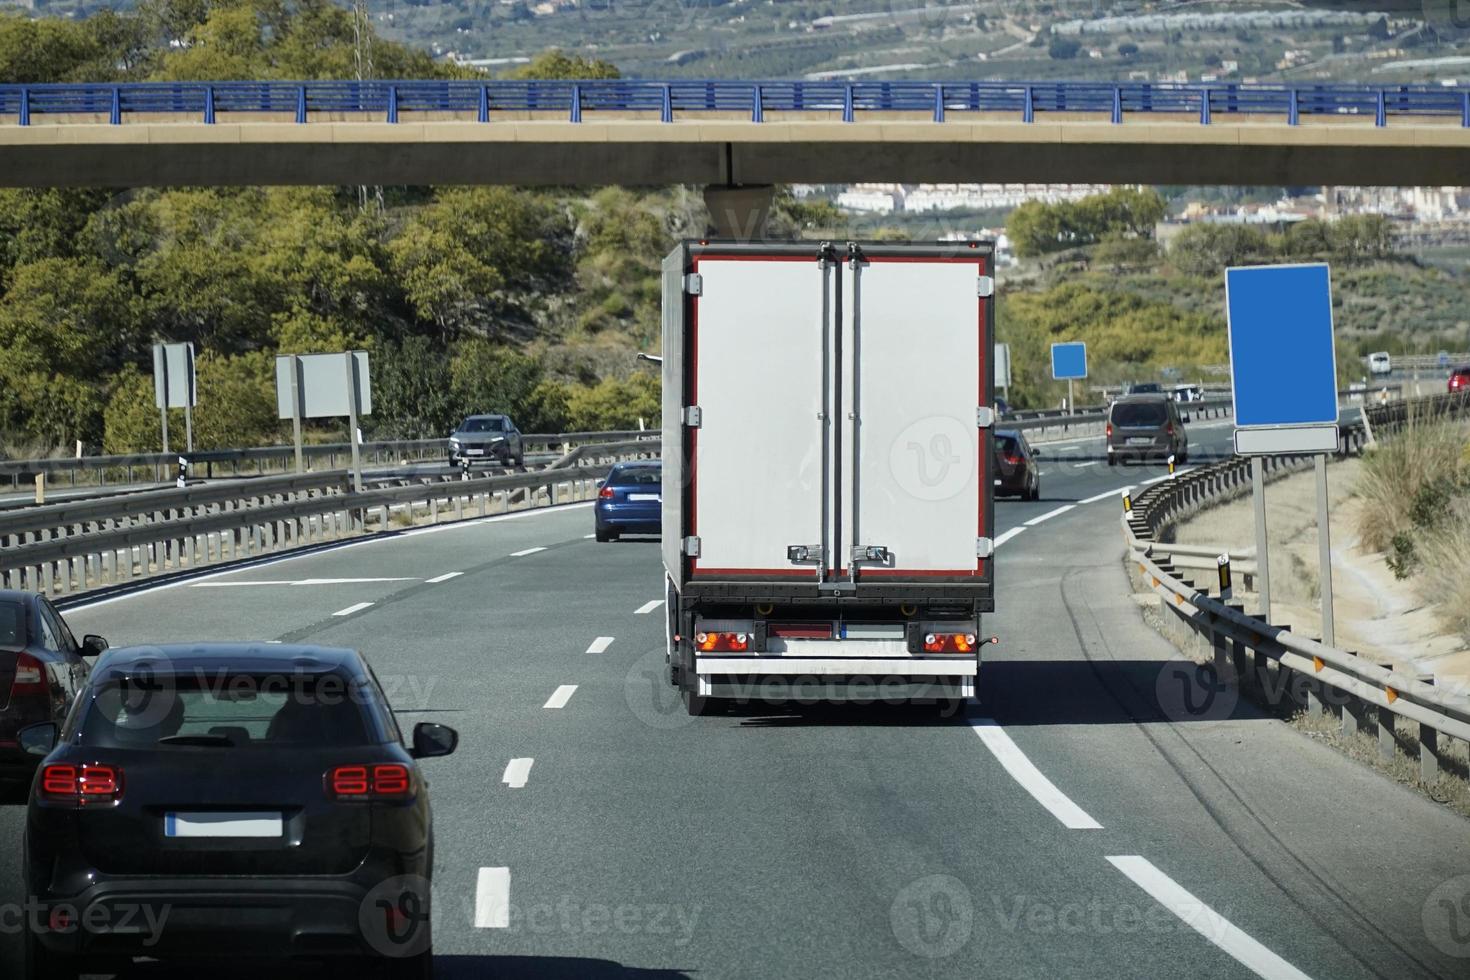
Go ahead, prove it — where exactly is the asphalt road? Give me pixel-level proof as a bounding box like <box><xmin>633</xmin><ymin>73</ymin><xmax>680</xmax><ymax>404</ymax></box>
<box><xmin>1</xmin><ymin>417</ymin><xmax>1466</xmax><ymax>979</ymax></box>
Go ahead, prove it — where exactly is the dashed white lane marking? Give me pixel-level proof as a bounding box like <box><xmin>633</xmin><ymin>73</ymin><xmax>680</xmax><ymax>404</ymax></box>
<box><xmin>1073</xmin><ymin>461</ymin><xmax>1098</xmax><ymax>468</ymax></box>
<box><xmin>543</xmin><ymin>685</ymin><xmax>577</xmax><ymax>709</ymax></box>
<box><xmin>426</xmin><ymin>572</ymin><xmax>463</xmax><ymax>584</ymax></box>
<box><xmin>1081</xmin><ymin>486</ymin><xmax>1134</xmax><ymax>504</ymax></box>
<box><xmin>502</xmin><ymin>759</ymin><xmax>534</xmax><ymax>789</ymax></box>
<box><xmin>1107</xmin><ymin>856</ymin><xmax>1314</xmax><ymax>980</ymax></box>
<box><xmin>586</xmin><ymin>636</ymin><xmax>615</xmax><ymax>654</ymax></box>
<box><xmin>993</xmin><ymin>527</ymin><xmax>1027</xmax><ymax>548</ymax></box>
<box><xmin>971</xmin><ymin>719</ymin><xmax>1102</xmax><ymax>830</ymax></box>
<box><xmin>1024</xmin><ymin>504</ymin><xmax>1077</xmax><ymax>527</ymax></box>
<box><xmin>634</xmin><ymin>599</ymin><xmax>664</xmax><ymax>615</ymax></box>
<box><xmin>331</xmin><ymin>601</ymin><xmax>374</xmax><ymax>617</ymax></box>
<box><xmin>583</xmin><ymin>533</ymin><xmax>597</xmax><ymax>539</ymax></box>
<box><xmin>475</xmin><ymin>868</ymin><xmax>511</xmax><ymax>928</ymax></box>
<box><xmin>510</xmin><ymin>547</ymin><xmax>547</xmax><ymax>557</ymax></box>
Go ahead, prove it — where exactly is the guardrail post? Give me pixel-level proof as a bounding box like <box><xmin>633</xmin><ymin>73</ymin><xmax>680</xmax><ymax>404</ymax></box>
<box><xmin>1110</xmin><ymin>85</ymin><xmax>1122</xmax><ymax>124</ymax></box>
<box><xmin>570</xmin><ymin>83</ymin><xmax>582</xmax><ymax>123</ymax></box>
<box><xmin>1419</xmin><ymin>724</ymin><xmax>1440</xmax><ymax>784</ymax></box>
<box><xmin>110</xmin><ymin>86</ymin><xmax>121</xmax><ymax>125</ymax></box>
<box><xmin>1462</xmin><ymin>90</ymin><xmax>1470</xmax><ymax>128</ymax></box>
<box><xmin>1287</xmin><ymin>87</ymin><xmax>1299</xmax><ymax>126</ymax></box>
<box><xmin>204</xmin><ymin>85</ymin><xmax>215</xmax><ymax>124</ymax></box>
<box><xmin>18</xmin><ymin>86</ymin><xmax>29</xmax><ymax>126</ymax></box>
<box><xmin>933</xmin><ymin>83</ymin><xmax>945</xmax><ymax>123</ymax></box>
<box><xmin>1378</xmin><ymin>703</ymin><xmax>1397</xmax><ymax>761</ymax></box>
<box><xmin>1374</xmin><ymin>89</ymin><xmax>1386</xmax><ymax>127</ymax></box>
<box><xmin>843</xmin><ymin>84</ymin><xmax>854</xmax><ymax>123</ymax></box>
<box><xmin>661</xmin><ymin>83</ymin><xmax>673</xmax><ymax>123</ymax></box>
<box><xmin>296</xmin><ymin>85</ymin><xmax>307</xmax><ymax>124</ymax></box>
<box><xmin>387</xmin><ymin>84</ymin><xmax>399</xmax><ymax>124</ymax></box>
<box><xmin>1023</xmin><ymin>85</ymin><xmax>1034</xmax><ymax>123</ymax></box>
<box><xmin>1199</xmin><ymin>87</ymin><xmax>1210</xmax><ymax>125</ymax></box>
<box><xmin>751</xmin><ymin>83</ymin><xmax>763</xmax><ymax>123</ymax></box>
<box><xmin>479</xmin><ymin>84</ymin><xmax>490</xmax><ymax>123</ymax></box>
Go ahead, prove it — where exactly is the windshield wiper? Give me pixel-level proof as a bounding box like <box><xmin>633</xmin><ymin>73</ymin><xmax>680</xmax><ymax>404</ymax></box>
<box><xmin>157</xmin><ymin>734</ymin><xmax>237</xmax><ymax>747</ymax></box>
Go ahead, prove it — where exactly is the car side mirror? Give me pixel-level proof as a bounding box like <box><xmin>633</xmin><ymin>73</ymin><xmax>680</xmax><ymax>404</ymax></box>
<box><xmin>1181</xmin><ymin>414</ymin><xmax>1191</xmax><ymax>424</ymax></box>
<box><xmin>595</xmin><ymin>479</ymin><xmax>605</xmax><ymax>488</ymax></box>
<box><xmin>81</xmin><ymin>635</ymin><xmax>108</xmax><ymax>657</ymax></box>
<box><xmin>411</xmin><ymin>722</ymin><xmax>458</xmax><ymax>759</ymax></box>
<box><xmin>19</xmin><ymin>722</ymin><xmax>59</xmax><ymax>757</ymax></box>
<box><xmin>1032</xmin><ymin>448</ymin><xmax>1043</xmax><ymax>458</ymax></box>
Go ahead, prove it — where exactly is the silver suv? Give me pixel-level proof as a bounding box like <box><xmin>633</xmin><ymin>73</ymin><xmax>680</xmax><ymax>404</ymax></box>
<box><xmin>1106</xmin><ymin>395</ymin><xmax>1187</xmax><ymax>467</ymax></box>
<box><xmin>449</xmin><ymin>414</ymin><xmax>524</xmax><ymax>467</ymax></box>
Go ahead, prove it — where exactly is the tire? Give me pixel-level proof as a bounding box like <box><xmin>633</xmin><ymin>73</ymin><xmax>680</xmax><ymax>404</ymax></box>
<box><xmin>24</xmin><ymin>927</ymin><xmax>78</xmax><ymax>980</ymax></box>
<box><xmin>1028</xmin><ymin>480</ymin><xmax>1041</xmax><ymax>502</ymax></box>
<box><xmin>1176</xmin><ymin>449</ymin><xmax>1188</xmax><ymax>466</ymax></box>
<box><xmin>1107</xmin><ymin>455</ymin><xmax>1117</xmax><ymax>467</ymax></box>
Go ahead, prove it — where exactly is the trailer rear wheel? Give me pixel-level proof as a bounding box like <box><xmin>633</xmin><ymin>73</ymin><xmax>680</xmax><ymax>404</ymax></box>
<box><xmin>681</xmin><ymin>683</ymin><xmax>714</xmax><ymax>716</ymax></box>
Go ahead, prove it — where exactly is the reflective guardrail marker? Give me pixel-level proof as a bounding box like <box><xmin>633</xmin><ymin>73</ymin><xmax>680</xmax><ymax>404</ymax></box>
<box><xmin>1123</xmin><ymin>493</ymin><xmax>1132</xmax><ymax>513</ymax></box>
<box><xmin>1217</xmin><ymin>554</ymin><xmax>1232</xmax><ymax>601</ymax></box>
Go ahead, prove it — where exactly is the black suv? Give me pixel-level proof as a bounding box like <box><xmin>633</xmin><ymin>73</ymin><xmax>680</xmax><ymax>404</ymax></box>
<box><xmin>1106</xmin><ymin>395</ymin><xmax>1188</xmax><ymax>466</ymax></box>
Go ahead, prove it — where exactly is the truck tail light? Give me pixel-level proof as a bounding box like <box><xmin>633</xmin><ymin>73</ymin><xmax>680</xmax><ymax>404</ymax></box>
<box><xmin>39</xmin><ymin>764</ymin><xmax>124</xmax><ymax>806</ymax></box>
<box><xmin>327</xmin><ymin>764</ymin><xmax>416</xmax><ymax>802</ymax></box>
<box><xmin>10</xmin><ymin>652</ymin><xmax>47</xmax><ymax>698</ymax></box>
<box><xmin>923</xmin><ymin>632</ymin><xmax>977</xmax><ymax>654</ymax></box>
<box><xmin>695</xmin><ymin>631</ymin><xmax>749</xmax><ymax>652</ymax></box>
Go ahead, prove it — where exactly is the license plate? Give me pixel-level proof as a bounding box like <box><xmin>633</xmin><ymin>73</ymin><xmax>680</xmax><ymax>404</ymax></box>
<box><xmin>465</xmin><ymin>449</ymin><xmax>485</xmax><ymax>456</ymax></box>
<box><xmin>629</xmin><ymin>493</ymin><xmax>660</xmax><ymax>502</ymax></box>
<box><xmin>1127</xmin><ymin>437</ymin><xmax>1154</xmax><ymax>446</ymax></box>
<box><xmin>165</xmin><ymin>812</ymin><xmax>283</xmax><ymax>839</ymax></box>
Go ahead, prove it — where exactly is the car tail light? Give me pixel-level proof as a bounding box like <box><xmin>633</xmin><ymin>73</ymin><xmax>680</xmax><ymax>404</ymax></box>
<box><xmin>10</xmin><ymin>652</ymin><xmax>47</xmax><ymax>698</ymax></box>
<box><xmin>327</xmin><ymin>764</ymin><xmax>415</xmax><ymax>802</ymax></box>
<box><xmin>923</xmin><ymin>632</ymin><xmax>977</xmax><ymax>654</ymax></box>
<box><xmin>1106</xmin><ymin>423</ymin><xmax>1113</xmax><ymax>438</ymax></box>
<box><xmin>695</xmin><ymin>631</ymin><xmax>749</xmax><ymax>652</ymax></box>
<box><xmin>1003</xmin><ymin>454</ymin><xmax>1023</xmax><ymax>466</ymax></box>
<box><xmin>598</xmin><ymin>486</ymin><xmax>615</xmax><ymax>499</ymax></box>
<box><xmin>1165</xmin><ymin>423</ymin><xmax>1175</xmax><ymax>436</ymax></box>
<box><xmin>39</xmin><ymin>764</ymin><xmax>124</xmax><ymax>806</ymax></box>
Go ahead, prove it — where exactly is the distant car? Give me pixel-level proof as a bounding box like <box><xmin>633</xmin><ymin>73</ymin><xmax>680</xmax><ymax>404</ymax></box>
<box><xmin>1450</xmin><ymin>365</ymin><xmax>1470</xmax><ymax>393</ymax></box>
<box><xmin>993</xmin><ymin>429</ymin><xmax>1041</xmax><ymax>500</ymax></box>
<box><xmin>0</xmin><ymin>591</ymin><xmax>106</xmax><ymax>797</ymax></box>
<box><xmin>994</xmin><ymin>397</ymin><xmax>1014</xmax><ymax>421</ymax></box>
<box><xmin>595</xmin><ymin>460</ymin><xmax>662</xmax><ymax>542</ymax></box>
<box><xmin>448</xmin><ymin>414</ymin><xmax>523</xmax><ymax>467</ymax></box>
<box><xmin>1170</xmin><ymin>384</ymin><xmax>1203</xmax><ymax>403</ymax></box>
<box><xmin>1107</xmin><ymin>395</ymin><xmax>1188</xmax><ymax>466</ymax></box>
<box><xmin>21</xmin><ymin>642</ymin><xmax>457</xmax><ymax>980</ymax></box>
<box><xmin>1368</xmin><ymin>351</ymin><xmax>1392</xmax><ymax>376</ymax></box>
<box><xmin>1122</xmin><ymin>382</ymin><xmax>1163</xmax><ymax>396</ymax></box>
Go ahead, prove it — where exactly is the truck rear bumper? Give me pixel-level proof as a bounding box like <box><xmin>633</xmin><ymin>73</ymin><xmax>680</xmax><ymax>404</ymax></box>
<box><xmin>693</xmin><ymin>656</ymin><xmax>976</xmax><ymax>702</ymax></box>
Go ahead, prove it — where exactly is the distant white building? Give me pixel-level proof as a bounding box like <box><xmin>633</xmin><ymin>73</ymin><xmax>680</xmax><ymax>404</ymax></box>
<box><xmin>836</xmin><ymin>184</ymin><xmax>905</xmax><ymax>214</ymax></box>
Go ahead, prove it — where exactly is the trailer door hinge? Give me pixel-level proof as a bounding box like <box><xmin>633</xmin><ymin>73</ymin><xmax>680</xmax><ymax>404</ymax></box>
<box><xmin>976</xmin><ymin>537</ymin><xmax>994</xmax><ymax>559</ymax></box>
<box><xmin>977</xmin><ymin>275</ymin><xmax>995</xmax><ymax>298</ymax></box>
<box><xmin>683</xmin><ymin>273</ymin><xmax>703</xmax><ymax>296</ymax></box>
<box><xmin>683</xmin><ymin>406</ymin><xmax>702</xmax><ymax>428</ymax></box>
<box><xmin>976</xmin><ymin>406</ymin><xmax>995</xmax><ymax>429</ymax></box>
<box><xmin>683</xmin><ymin>536</ymin><xmax>702</xmax><ymax>558</ymax></box>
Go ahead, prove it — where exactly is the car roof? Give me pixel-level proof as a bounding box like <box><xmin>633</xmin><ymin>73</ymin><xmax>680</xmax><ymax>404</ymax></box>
<box><xmin>92</xmin><ymin>642</ymin><xmax>365</xmax><ymax>682</ymax></box>
<box><xmin>612</xmin><ymin>460</ymin><xmax>662</xmax><ymax>468</ymax></box>
<box><xmin>0</xmin><ymin>589</ymin><xmax>37</xmax><ymax>604</ymax></box>
<box><xmin>993</xmin><ymin>428</ymin><xmax>1023</xmax><ymax>439</ymax></box>
<box><xmin>461</xmin><ymin>414</ymin><xmax>508</xmax><ymax>421</ymax></box>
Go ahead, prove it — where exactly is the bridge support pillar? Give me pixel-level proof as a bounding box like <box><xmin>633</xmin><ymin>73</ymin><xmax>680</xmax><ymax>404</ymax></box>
<box><xmin>704</xmin><ymin>184</ymin><xmax>775</xmax><ymax>240</ymax></box>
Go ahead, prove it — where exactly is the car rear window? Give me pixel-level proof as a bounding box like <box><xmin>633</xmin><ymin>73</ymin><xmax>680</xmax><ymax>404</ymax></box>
<box><xmin>75</xmin><ymin>673</ymin><xmax>378</xmax><ymax>749</ymax></box>
<box><xmin>994</xmin><ymin>435</ymin><xmax>1021</xmax><ymax>457</ymax></box>
<box><xmin>0</xmin><ymin>602</ymin><xmax>23</xmax><ymax>648</ymax></box>
<box><xmin>609</xmin><ymin>467</ymin><xmax>661</xmax><ymax>487</ymax></box>
<box><xmin>1112</xmin><ymin>402</ymin><xmax>1168</xmax><ymax>427</ymax></box>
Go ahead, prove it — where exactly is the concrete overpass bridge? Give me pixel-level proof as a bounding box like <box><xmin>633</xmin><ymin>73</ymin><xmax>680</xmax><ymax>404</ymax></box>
<box><xmin>3</xmin><ymin>79</ymin><xmax>1469</xmax><ymax>233</ymax></box>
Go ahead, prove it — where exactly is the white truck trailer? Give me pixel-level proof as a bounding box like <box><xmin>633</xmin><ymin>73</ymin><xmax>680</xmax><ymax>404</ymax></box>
<box><xmin>659</xmin><ymin>240</ymin><xmax>998</xmax><ymax>715</ymax></box>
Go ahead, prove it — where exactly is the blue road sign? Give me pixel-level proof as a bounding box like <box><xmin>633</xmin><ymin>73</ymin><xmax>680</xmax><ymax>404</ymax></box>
<box><xmin>1051</xmin><ymin>342</ymin><xmax>1088</xmax><ymax>380</ymax></box>
<box><xmin>1226</xmin><ymin>263</ymin><xmax>1339</xmax><ymax>455</ymax></box>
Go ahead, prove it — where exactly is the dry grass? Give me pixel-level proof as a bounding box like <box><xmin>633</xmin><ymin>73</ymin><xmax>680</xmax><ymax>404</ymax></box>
<box><xmin>1354</xmin><ymin>417</ymin><xmax>1469</xmax><ymax>554</ymax></box>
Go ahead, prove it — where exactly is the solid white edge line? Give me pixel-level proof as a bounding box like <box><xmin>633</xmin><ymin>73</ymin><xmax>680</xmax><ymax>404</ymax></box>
<box><xmin>331</xmin><ymin>601</ymin><xmax>374</xmax><ymax>618</ymax></box>
<box><xmin>474</xmin><ymin>867</ymin><xmax>511</xmax><ymax>928</ymax></box>
<box><xmin>510</xmin><ymin>547</ymin><xmax>547</xmax><ymax>557</ymax></box>
<box><xmin>426</xmin><ymin>572</ymin><xmax>464</xmax><ymax>584</ymax></box>
<box><xmin>634</xmin><ymin>599</ymin><xmax>664</xmax><ymax>615</ymax></box>
<box><xmin>543</xmin><ymin>684</ymin><xmax>577</xmax><ymax>709</ymax></box>
<box><xmin>993</xmin><ymin>527</ymin><xmax>1026</xmax><ymax>548</ymax></box>
<box><xmin>1024</xmin><ymin>504</ymin><xmax>1077</xmax><ymax>527</ymax></box>
<box><xmin>971</xmin><ymin>719</ymin><xmax>1102</xmax><ymax>830</ymax></box>
<box><xmin>502</xmin><ymin>758</ymin><xmax>534</xmax><ymax>789</ymax></box>
<box><xmin>1081</xmin><ymin>486</ymin><xmax>1134</xmax><ymax>505</ymax></box>
<box><xmin>62</xmin><ymin>502</ymin><xmax>594</xmax><ymax>613</ymax></box>
<box><xmin>1106</xmin><ymin>856</ymin><xmax>1314</xmax><ymax>980</ymax></box>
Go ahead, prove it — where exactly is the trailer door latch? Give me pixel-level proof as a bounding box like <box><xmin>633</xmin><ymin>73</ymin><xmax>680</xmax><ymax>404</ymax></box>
<box><xmin>683</xmin><ymin>536</ymin><xmax>702</xmax><ymax>558</ymax></box>
<box><xmin>850</xmin><ymin>545</ymin><xmax>891</xmax><ymax>565</ymax></box>
<box><xmin>787</xmin><ymin>544</ymin><xmax>824</xmax><ymax>565</ymax></box>
<box><xmin>976</xmin><ymin>537</ymin><xmax>994</xmax><ymax>559</ymax></box>
<box><xmin>976</xmin><ymin>406</ymin><xmax>995</xmax><ymax>428</ymax></box>
<box><xmin>683</xmin><ymin>273</ymin><xmax>703</xmax><ymax>296</ymax></box>
<box><xmin>683</xmin><ymin>406</ymin><xmax>702</xmax><ymax>428</ymax></box>
<box><xmin>977</xmin><ymin>275</ymin><xmax>995</xmax><ymax>298</ymax></box>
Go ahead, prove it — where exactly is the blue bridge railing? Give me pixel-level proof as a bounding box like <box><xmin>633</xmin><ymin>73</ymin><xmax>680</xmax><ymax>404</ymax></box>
<box><xmin>1</xmin><ymin>79</ymin><xmax>1468</xmax><ymax>127</ymax></box>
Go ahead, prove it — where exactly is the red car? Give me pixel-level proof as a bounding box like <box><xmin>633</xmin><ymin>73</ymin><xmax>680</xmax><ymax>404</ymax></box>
<box><xmin>1450</xmin><ymin>365</ymin><xmax>1470</xmax><ymax>393</ymax></box>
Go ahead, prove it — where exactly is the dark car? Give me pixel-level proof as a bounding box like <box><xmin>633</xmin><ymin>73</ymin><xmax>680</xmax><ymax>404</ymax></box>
<box><xmin>448</xmin><ymin>414</ymin><xmax>523</xmax><ymax>467</ymax></box>
<box><xmin>993</xmin><ymin>429</ymin><xmax>1042</xmax><ymax>500</ymax></box>
<box><xmin>1122</xmin><ymin>382</ymin><xmax>1163</xmax><ymax>396</ymax></box>
<box><xmin>0</xmin><ymin>591</ymin><xmax>107</xmax><ymax>796</ymax></box>
<box><xmin>1107</xmin><ymin>395</ymin><xmax>1188</xmax><ymax>466</ymax></box>
<box><xmin>595</xmin><ymin>460</ymin><xmax>662</xmax><ymax>542</ymax></box>
<box><xmin>1450</xmin><ymin>365</ymin><xmax>1470</xmax><ymax>394</ymax></box>
<box><xmin>21</xmin><ymin>642</ymin><xmax>457</xmax><ymax>980</ymax></box>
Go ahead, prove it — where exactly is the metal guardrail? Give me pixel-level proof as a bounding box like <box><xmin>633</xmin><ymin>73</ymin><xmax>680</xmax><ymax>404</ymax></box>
<box><xmin>1122</xmin><ymin>392</ymin><xmax>1470</xmax><ymax>784</ymax></box>
<box><xmin>0</xmin><ymin>429</ymin><xmax>651</xmax><ymax>490</ymax></box>
<box><xmin>1</xmin><ymin>440</ymin><xmax>661</xmax><ymax>599</ymax></box>
<box><xmin>1007</xmin><ymin>398</ymin><xmax>1234</xmax><ymax>440</ymax></box>
<box><xmin>3</xmin><ymin>79</ymin><xmax>1469</xmax><ymax>127</ymax></box>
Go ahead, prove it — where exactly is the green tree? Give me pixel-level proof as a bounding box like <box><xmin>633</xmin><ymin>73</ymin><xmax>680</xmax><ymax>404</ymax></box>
<box><xmin>1166</xmin><ymin>223</ymin><xmax>1270</xmax><ymax>278</ymax></box>
<box><xmin>565</xmin><ymin>374</ymin><xmax>660</xmax><ymax>431</ymax></box>
<box><xmin>508</xmin><ymin>49</ymin><xmax>620</xmax><ymax>80</ymax></box>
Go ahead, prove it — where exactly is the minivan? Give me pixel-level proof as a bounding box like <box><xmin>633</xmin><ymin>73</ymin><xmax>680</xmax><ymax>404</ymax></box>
<box><xmin>1107</xmin><ymin>395</ymin><xmax>1188</xmax><ymax>466</ymax></box>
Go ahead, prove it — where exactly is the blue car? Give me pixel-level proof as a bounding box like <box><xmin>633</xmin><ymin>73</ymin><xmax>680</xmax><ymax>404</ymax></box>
<box><xmin>595</xmin><ymin>461</ymin><xmax>662</xmax><ymax>542</ymax></box>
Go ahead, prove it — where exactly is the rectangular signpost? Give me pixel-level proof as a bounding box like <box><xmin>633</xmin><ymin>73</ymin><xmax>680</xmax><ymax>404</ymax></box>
<box><xmin>1226</xmin><ymin>263</ymin><xmax>1339</xmax><ymax>646</ymax></box>
<box><xmin>1051</xmin><ymin>341</ymin><xmax>1087</xmax><ymax>413</ymax></box>
<box><xmin>275</xmin><ymin>351</ymin><xmax>372</xmax><ymax>491</ymax></box>
<box><xmin>152</xmin><ymin>342</ymin><xmax>197</xmax><ymax>454</ymax></box>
